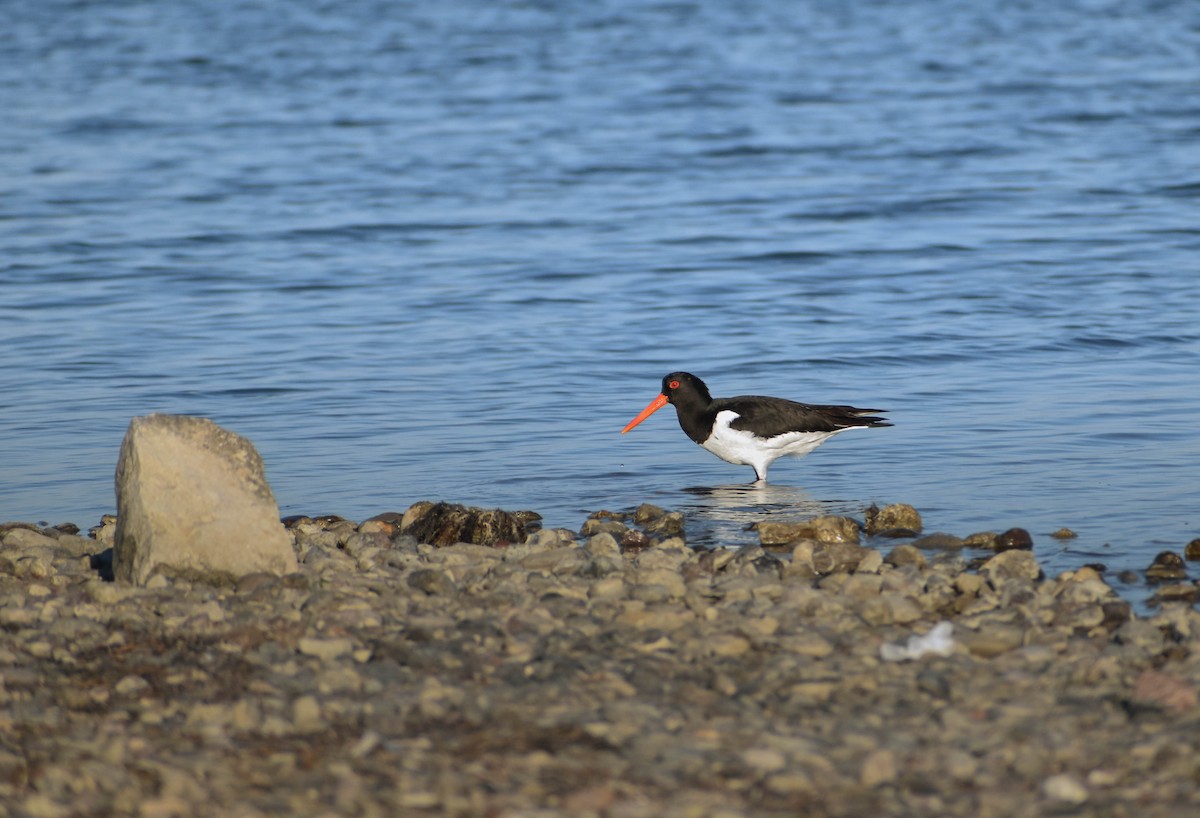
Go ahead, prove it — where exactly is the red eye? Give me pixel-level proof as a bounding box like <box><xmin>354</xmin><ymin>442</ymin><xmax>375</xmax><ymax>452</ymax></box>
<box><xmin>669</xmin><ymin>380</ymin><xmax>680</xmax><ymax>389</ymax></box>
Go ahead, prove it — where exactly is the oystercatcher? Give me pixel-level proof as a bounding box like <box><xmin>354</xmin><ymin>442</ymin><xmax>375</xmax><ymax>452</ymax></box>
<box><xmin>621</xmin><ymin>372</ymin><xmax>890</xmax><ymax>483</ymax></box>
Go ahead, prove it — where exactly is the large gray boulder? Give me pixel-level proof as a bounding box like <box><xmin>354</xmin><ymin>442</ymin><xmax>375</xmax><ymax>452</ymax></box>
<box><xmin>114</xmin><ymin>414</ymin><xmax>297</xmax><ymax>585</ymax></box>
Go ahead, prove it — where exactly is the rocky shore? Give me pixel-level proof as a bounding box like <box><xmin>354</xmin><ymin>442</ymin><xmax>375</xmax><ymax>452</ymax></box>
<box><xmin>2</xmin><ymin>501</ymin><xmax>1200</xmax><ymax>818</ymax></box>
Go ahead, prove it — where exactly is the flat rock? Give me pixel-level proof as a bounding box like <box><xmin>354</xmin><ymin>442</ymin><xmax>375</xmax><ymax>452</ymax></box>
<box><xmin>113</xmin><ymin>415</ymin><xmax>296</xmax><ymax>585</ymax></box>
<box><xmin>756</xmin><ymin>515</ymin><xmax>860</xmax><ymax>546</ymax></box>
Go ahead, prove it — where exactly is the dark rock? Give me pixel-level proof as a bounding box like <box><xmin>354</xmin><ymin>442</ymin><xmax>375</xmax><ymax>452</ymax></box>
<box><xmin>873</xmin><ymin>527</ymin><xmax>920</xmax><ymax>539</ymax></box>
<box><xmin>89</xmin><ymin>548</ymin><xmax>114</xmax><ymax>581</ymax></box>
<box><xmin>512</xmin><ymin>510</ymin><xmax>543</xmax><ymax>533</ymax></box>
<box><xmin>633</xmin><ymin>503</ymin><xmax>668</xmax><ymax>525</ymax></box>
<box><xmin>1184</xmin><ymin>539</ymin><xmax>1200</xmax><ymax>561</ymax></box>
<box><xmin>399</xmin><ymin>501</ymin><xmax>541</xmax><ymax>547</ymax></box>
<box><xmin>361</xmin><ymin>511</ymin><xmax>405</xmax><ymax>537</ymax></box>
<box><xmin>1050</xmin><ymin>528</ymin><xmax>1078</xmax><ymax>540</ymax></box>
<box><xmin>643</xmin><ymin>511</ymin><xmax>685</xmax><ymax>538</ymax></box>
<box><xmin>994</xmin><ymin>528</ymin><xmax>1034</xmax><ymax>552</ymax></box>
<box><xmin>1145</xmin><ymin>551</ymin><xmax>1187</xmax><ymax>582</ymax></box>
<box><xmin>619</xmin><ymin>528</ymin><xmax>650</xmax><ymax>552</ymax></box>
<box><xmin>1099</xmin><ymin>600</ymin><xmax>1132</xmax><ymax>632</ymax></box>
<box><xmin>588</xmin><ymin>509</ymin><xmax>629</xmax><ymax>521</ymax></box>
<box><xmin>365</xmin><ymin>511</ymin><xmax>405</xmax><ymax>524</ymax></box>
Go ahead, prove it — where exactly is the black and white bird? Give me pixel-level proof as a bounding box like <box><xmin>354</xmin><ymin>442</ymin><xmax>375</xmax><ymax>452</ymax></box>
<box><xmin>621</xmin><ymin>371</ymin><xmax>890</xmax><ymax>483</ymax></box>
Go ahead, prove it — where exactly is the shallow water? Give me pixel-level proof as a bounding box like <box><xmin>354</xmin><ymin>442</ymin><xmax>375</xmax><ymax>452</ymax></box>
<box><xmin>3</xmin><ymin>0</ymin><xmax>1199</xmax><ymax>606</ymax></box>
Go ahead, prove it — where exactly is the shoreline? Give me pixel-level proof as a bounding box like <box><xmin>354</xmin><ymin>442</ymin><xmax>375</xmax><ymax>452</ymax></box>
<box><xmin>2</xmin><ymin>502</ymin><xmax>1199</xmax><ymax>816</ymax></box>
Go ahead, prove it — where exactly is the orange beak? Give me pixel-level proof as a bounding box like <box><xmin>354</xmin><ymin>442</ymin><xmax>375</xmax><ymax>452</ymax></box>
<box><xmin>621</xmin><ymin>393</ymin><xmax>669</xmax><ymax>434</ymax></box>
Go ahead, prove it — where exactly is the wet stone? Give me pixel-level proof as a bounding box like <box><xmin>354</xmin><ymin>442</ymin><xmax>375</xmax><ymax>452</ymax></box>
<box><xmin>619</xmin><ymin>528</ymin><xmax>650</xmax><ymax>552</ymax></box>
<box><xmin>1185</xmin><ymin>538</ymin><xmax>1200</xmax><ymax>561</ymax></box>
<box><xmin>643</xmin><ymin>511</ymin><xmax>685</xmax><ymax>538</ymax></box>
<box><xmin>963</xmin><ymin>531</ymin><xmax>999</xmax><ymax>549</ymax></box>
<box><xmin>580</xmin><ymin>518</ymin><xmax>628</xmax><ymax>538</ymax></box>
<box><xmin>1150</xmin><ymin>583</ymin><xmax>1199</xmax><ymax>605</ymax></box>
<box><xmin>994</xmin><ymin>527</ymin><xmax>1034</xmax><ymax>552</ymax></box>
<box><xmin>633</xmin><ymin>503</ymin><xmax>668</xmax><ymax>525</ymax></box>
<box><xmin>756</xmin><ymin>515</ymin><xmax>860</xmax><ymax>546</ymax></box>
<box><xmin>864</xmin><ymin>503</ymin><xmax>923</xmax><ymax>536</ymax></box>
<box><xmin>1146</xmin><ymin>551</ymin><xmax>1188</xmax><ymax>581</ymax></box>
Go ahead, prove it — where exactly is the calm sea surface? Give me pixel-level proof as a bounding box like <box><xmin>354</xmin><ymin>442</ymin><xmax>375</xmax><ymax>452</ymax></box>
<box><xmin>3</xmin><ymin>0</ymin><xmax>1199</xmax><ymax>605</ymax></box>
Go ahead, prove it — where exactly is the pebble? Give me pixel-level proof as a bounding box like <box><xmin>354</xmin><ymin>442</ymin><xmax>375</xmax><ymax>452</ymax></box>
<box><xmin>860</xmin><ymin>748</ymin><xmax>898</xmax><ymax>787</ymax></box>
<box><xmin>1043</xmin><ymin>773</ymin><xmax>1089</xmax><ymax>804</ymax></box>
<box><xmin>0</xmin><ymin>501</ymin><xmax>1197</xmax><ymax>818</ymax></box>
<box><xmin>298</xmin><ymin>637</ymin><xmax>355</xmax><ymax>662</ymax></box>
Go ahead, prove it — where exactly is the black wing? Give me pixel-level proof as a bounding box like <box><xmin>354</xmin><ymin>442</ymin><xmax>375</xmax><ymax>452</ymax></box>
<box><xmin>718</xmin><ymin>396</ymin><xmax>890</xmax><ymax>438</ymax></box>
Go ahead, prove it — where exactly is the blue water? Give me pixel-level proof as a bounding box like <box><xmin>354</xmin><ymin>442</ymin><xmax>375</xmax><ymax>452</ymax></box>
<box><xmin>3</xmin><ymin>1</ymin><xmax>1199</xmax><ymax>604</ymax></box>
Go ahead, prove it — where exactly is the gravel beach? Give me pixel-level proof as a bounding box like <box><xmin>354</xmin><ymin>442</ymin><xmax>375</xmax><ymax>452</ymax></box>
<box><xmin>2</xmin><ymin>502</ymin><xmax>1199</xmax><ymax>818</ymax></box>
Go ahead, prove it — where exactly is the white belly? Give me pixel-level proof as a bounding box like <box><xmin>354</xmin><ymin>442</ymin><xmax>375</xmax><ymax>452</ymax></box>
<box><xmin>700</xmin><ymin>410</ymin><xmax>843</xmax><ymax>480</ymax></box>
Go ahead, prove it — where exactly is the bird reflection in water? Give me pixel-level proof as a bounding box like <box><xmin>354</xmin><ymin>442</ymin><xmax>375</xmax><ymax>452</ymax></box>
<box><xmin>677</xmin><ymin>483</ymin><xmax>872</xmax><ymax>550</ymax></box>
